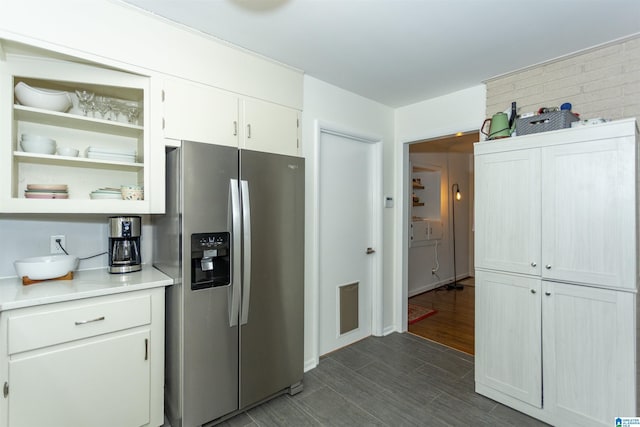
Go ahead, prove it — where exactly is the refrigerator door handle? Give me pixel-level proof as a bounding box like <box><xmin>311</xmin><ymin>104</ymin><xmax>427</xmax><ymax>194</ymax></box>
<box><xmin>229</xmin><ymin>179</ymin><xmax>241</xmax><ymax>327</ymax></box>
<box><xmin>240</xmin><ymin>179</ymin><xmax>252</xmax><ymax>325</ymax></box>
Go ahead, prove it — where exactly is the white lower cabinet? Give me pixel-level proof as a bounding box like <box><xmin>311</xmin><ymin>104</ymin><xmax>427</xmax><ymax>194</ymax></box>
<box><xmin>475</xmin><ymin>270</ymin><xmax>542</xmax><ymax>408</ymax></box>
<box><xmin>475</xmin><ymin>270</ymin><xmax>636</xmax><ymax>426</ymax></box>
<box><xmin>542</xmin><ymin>281</ymin><xmax>635</xmax><ymax>425</ymax></box>
<box><xmin>9</xmin><ymin>331</ymin><xmax>150</xmax><ymax>427</ymax></box>
<box><xmin>0</xmin><ymin>289</ymin><xmax>165</xmax><ymax>427</ymax></box>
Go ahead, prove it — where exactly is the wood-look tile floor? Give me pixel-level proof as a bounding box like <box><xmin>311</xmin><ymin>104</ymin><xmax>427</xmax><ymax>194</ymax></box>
<box><xmin>408</xmin><ymin>277</ymin><xmax>475</xmax><ymax>355</ymax></box>
<box><xmin>218</xmin><ymin>332</ymin><xmax>548</xmax><ymax>426</ymax></box>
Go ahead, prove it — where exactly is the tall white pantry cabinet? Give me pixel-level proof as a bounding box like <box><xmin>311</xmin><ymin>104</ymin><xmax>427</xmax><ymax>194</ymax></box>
<box><xmin>474</xmin><ymin>118</ymin><xmax>639</xmax><ymax>427</ymax></box>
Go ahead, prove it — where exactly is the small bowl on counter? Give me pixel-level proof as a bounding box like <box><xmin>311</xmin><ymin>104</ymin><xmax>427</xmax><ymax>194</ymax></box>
<box><xmin>14</xmin><ymin>255</ymin><xmax>79</xmax><ymax>281</ymax></box>
<box><xmin>14</xmin><ymin>82</ymin><xmax>72</xmax><ymax>112</ymax></box>
<box><xmin>121</xmin><ymin>185</ymin><xmax>144</xmax><ymax>201</ymax></box>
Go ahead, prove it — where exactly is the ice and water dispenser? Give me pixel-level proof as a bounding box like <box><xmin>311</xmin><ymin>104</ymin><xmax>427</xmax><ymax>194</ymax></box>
<box><xmin>191</xmin><ymin>232</ymin><xmax>230</xmax><ymax>290</ymax></box>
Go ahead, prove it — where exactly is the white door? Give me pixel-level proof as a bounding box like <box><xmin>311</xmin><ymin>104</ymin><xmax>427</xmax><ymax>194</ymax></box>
<box><xmin>319</xmin><ymin>130</ymin><xmax>376</xmax><ymax>355</ymax></box>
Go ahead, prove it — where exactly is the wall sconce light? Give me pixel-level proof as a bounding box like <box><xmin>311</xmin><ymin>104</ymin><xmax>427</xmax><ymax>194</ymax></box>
<box><xmin>454</xmin><ymin>184</ymin><xmax>461</xmax><ymax>201</ymax></box>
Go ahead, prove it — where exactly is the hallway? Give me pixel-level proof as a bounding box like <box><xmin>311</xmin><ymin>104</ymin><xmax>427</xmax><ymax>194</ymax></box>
<box><xmin>408</xmin><ymin>277</ymin><xmax>475</xmax><ymax>355</ymax></box>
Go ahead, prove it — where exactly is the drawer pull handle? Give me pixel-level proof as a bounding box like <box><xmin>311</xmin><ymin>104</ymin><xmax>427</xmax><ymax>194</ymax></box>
<box><xmin>74</xmin><ymin>316</ymin><xmax>105</xmax><ymax>325</ymax></box>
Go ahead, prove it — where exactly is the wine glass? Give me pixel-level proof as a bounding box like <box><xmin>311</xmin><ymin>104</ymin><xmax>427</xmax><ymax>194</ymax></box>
<box><xmin>126</xmin><ymin>104</ymin><xmax>140</xmax><ymax>125</ymax></box>
<box><xmin>95</xmin><ymin>96</ymin><xmax>111</xmax><ymax>120</ymax></box>
<box><xmin>75</xmin><ymin>90</ymin><xmax>94</xmax><ymax>116</ymax></box>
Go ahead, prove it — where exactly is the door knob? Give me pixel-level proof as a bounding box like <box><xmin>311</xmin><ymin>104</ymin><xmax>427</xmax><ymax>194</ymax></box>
<box><xmin>545</xmin><ymin>264</ymin><xmax>552</xmax><ymax>270</ymax></box>
<box><xmin>531</xmin><ymin>262</ymin><xmax>537</xmax><ymax>267</ymax></box>
<box><xmin>530</xmin><ymin>289</ymin><xmax>536</xmax><ymax>294</ymax></box>
<box><xmin>366</xmin><ymin>247</ymin><xmax>375</xmax><ymax>254</ymax></box>
<box><xmin>545</xmin><ymin>291</ymin><xmax>551</xmax><ymax>296</ymax></box>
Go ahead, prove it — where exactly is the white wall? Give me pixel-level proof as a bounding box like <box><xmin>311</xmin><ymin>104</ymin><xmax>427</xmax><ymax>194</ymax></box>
<box><xmin>301</xmin><ymin>76</ymin><xmax>394</xmax><ymax>370</ymax></box>
<box><xmin>394</xmin><ymin>85</ymin><xmax>485</xmax><ymax>329</ymax></box>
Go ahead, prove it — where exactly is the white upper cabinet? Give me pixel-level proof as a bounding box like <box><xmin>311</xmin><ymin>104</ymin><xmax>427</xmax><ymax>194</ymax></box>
<box><xmin>541</xmin><ymin>137</ymin><xmax>636</xmax><ymax>288</ymax></box>
<box><xmin>161</xmin><ymin>76</ymin><xmax>301</xmax><ymax>156</ymax></box>
<box><xmin>162</xmin><ymin>77</ymin><xmax>239</xmax><ymax>148</ymax></box>
<box><xmin>474</xmin><ymin>148</ymin><xmax>541</xmax><ymax>275</ymax></box>
<box><xmin>474</xmin><ymin>119</ymin><xmax>638</xmax><ymax>290</ymax></box>
<box><xmin>242</xmin><ymin>97</ymin><xmax>300</xmax><ymax>156</ymax></box>
<box><xmin>0</xmin><ymin>52</ymin><xmax>160</xmax><ymax>214</ymax></box>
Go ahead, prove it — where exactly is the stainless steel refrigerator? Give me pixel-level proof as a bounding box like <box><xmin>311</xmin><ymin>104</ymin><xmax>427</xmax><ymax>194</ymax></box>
<box><xmin>153</xmin><ymin>141</ymin><xmax>304</xmax><ymax>427</ymax></box>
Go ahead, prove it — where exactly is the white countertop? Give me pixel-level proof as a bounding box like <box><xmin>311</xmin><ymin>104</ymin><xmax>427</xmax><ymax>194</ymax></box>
<box><xmin>0</xmin><ymin>266</ymin><xmax>173</xmax><ymax>311</ymax></box>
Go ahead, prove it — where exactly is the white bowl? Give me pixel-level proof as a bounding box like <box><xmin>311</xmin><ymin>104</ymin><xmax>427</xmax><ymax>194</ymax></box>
<box><xmin>57</xmin><ymin>147</ymin><xmax>79</xmax><ymax>157</ymax></box>
<box><xmin>21</xmin><ymin>134</ymin><xmax>56</xmax><ymax>143</ymax></box>
<box><xmin>14</xmin><ymin>82</ymin><xmax>72</xmax><ymax>112</ymax></box>
<box><xmin>20</xmin><ymin>138</ymin><xmax>57</xmax><ymax>155</ymax></box>
<box><xmin>14</xmin><ymin>255</ymin><xmax>79</xmax><ymax>280</ymax></box>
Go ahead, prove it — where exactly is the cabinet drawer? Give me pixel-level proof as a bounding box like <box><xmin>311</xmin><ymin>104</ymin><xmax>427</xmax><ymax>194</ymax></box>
<box><xmin>7</xmin><ymin>294</ymin><xmax>151</xmax><ymax>355</ymax></box>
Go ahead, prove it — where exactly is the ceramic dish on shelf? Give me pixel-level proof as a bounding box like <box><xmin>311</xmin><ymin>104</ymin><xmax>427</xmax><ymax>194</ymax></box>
<box><xmin>121</xmin><ymin>185</ymin><xmax>144</xmax><ymax>201</ymax></box>
<box><xmin>14</xmin><ymin>81</ymin><xmax>72</xmax><ymax>112</ymax></box>
<box><xmin>20</xmin><ymin>137</ymin><xmax>57</xmax><ymax>155</ymax></box>
<box><xmin>90</xmin><ymin>192</ymin><xmax>122</xmax><ymax>200</ymax></box>
<box><xmin>26</xmin><ymin>184</ymin><xmax>68</xmax><ymax>191</ymax></box>
<box><xmin>25</xmin><ymin>192</ymin><xmax>69</xmax><ymax>199</ymax></box>
<box><xmin>57</xmin><ymin>147</ymin><xmax>79</xmax><ymax>157</ymax></box>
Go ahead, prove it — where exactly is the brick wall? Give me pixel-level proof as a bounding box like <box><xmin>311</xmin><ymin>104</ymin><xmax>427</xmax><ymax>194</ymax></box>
<box><xmin>485</xmin><ymin>35</ymin><xmax>640</xmax><ymax>125</ymax></box>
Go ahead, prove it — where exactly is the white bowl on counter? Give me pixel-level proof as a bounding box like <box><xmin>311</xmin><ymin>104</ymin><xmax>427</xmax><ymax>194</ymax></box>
<box><xmin>14</xmin><ymin>81</ymin><xmax>72</xmax><ymax>112</ymax></box>
<box><xmin>14</xmin><ymin>255</ymin><xmax>79</xmax><ymax>281</ymax></box>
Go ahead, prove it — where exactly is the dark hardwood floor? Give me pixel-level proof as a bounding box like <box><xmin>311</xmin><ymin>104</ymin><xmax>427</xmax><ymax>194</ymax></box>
<box><xmin>408</xmin><ymin>277</ymin><xmax>475</xmax><ymax>355</ymax></box>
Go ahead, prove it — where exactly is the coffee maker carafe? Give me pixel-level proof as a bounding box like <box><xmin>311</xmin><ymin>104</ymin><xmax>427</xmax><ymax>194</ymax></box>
<box><xmin>109</xmin><ymin>216</ymin><xmax>142</xmax><ymax>273</ymax></box>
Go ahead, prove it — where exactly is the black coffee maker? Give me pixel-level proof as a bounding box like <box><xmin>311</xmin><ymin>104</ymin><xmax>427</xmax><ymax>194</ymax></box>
<box><xmin>108</xmin><ymin>216</ymin><xmax>142</xmax><ymax>273</ymax></box>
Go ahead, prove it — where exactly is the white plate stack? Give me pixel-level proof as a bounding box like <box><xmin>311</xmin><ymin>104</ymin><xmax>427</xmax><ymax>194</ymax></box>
<box><xmin>85</xmin><ymin>146</ymin><xmax>137</xmax><ymax>163</ymax></box>
<box><xmin>90</xmin><ymin>187</ymin><xmax>122</xmax><ymax>200</ymax></box>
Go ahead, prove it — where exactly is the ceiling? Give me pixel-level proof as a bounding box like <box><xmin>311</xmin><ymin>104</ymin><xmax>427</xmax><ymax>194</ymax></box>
<box><xmin>121</xmin><ymin>0</ymin><xmax>640</xmax><ymax>108</ymax></box>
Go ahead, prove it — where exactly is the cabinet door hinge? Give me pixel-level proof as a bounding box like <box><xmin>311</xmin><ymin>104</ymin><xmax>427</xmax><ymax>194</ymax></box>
<box><xmin>3</xmin><ymin>382</ymin><xmax>8</xmax><ymax>398</ymax></box>
<box><xmin>297</xmin><ymin>118</ymin><xmax>299</xmax><ymax>128</ymax></box>
<box><xmin>162</xmin><ymin>117</ymin><xmax>165</xmax><ymax>130</ymax></box>
<box><xmin>161</xmin><ymin>89</ymin><xmax>165</xmax><ymax>102</ymax></box>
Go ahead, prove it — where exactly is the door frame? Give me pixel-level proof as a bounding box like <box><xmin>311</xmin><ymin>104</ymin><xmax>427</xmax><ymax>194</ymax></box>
<box><xmin>312</xmin><ymin>120</ymin><xmax>384</xmax><ymax>356</ymax></box>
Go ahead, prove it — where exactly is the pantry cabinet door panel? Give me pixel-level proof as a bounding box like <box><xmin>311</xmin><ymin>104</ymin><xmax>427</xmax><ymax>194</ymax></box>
<box><xmin>542</xmin><ymin>282</ymin><xmax>635</xmax><ymax>425</ymax></box>
<box><xmin>475</xmin><ymin>270</ymin><xmax>542</xmax><ymax>408</ymax></box>
<box><xmin>9</xmin><ymin>330</ymin><xmax>150</xmax><ymax>427</ymax></box>
<box><xmin>541</xmin><ymin>136</ymin><xmax>636</xmax><ymax>289</ymax></box>
<box><xmin>474</xmin><ymin>149</ymin><xmax>541</xmax><ymax>275</ymax></box>
<box><xmin>163</xmin><ymin>77</ymin><xmax>239</xmax><ymax>147</ymax></box>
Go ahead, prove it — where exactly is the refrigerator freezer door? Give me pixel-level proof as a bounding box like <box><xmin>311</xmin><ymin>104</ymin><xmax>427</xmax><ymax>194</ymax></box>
<box><xmin>239</xmin><ymin>150</ymin><xmax>305</xmax><ymax>408</ymax></box>
<box><xmin>181</xmin><ymin>141</ymin><xmax>240</xmax><ymax>425</ymax></box>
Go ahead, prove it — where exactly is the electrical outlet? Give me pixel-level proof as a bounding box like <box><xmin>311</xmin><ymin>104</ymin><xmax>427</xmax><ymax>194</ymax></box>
<box><xmin>50</xmin><ymin>235</ymin><xmax>66</xmax><ymax>254</ymax></box>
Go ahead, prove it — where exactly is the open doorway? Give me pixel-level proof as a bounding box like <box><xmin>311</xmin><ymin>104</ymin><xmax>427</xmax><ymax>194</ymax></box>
<box><xmin>406</xmin><ymin>131</ymin><xmax>477</xmax><ymax>354</ymax></box>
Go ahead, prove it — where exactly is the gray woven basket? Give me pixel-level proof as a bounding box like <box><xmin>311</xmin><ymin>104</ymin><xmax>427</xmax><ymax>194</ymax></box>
<box><xmin>515</xmin><ymin>111</ymin><xmax>579</xmax><ymax>136</ymax></box>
